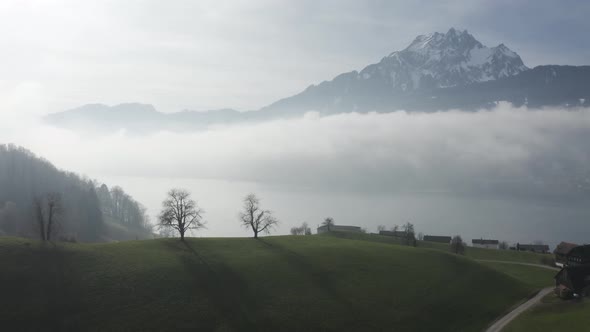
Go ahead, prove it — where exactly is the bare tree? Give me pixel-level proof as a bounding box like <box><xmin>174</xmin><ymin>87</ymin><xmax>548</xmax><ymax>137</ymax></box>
<box><xmin>392</xmin><ymin>224</ymin><xmax>399</xmax><ymax>232</ymax></box>
<box><xmin>402</xmin><ymin>222</ymin><xmax>414</xmax><ymax>234</ymax></box>
<box><xmin>303</xmin><ymin>222</ymin><xmax>312</xmax><ymax>235</ymax></box>
<box><xmin>33</xmin><ymin>193</ymin><xmax>62</xmax><ymax>241</ymax></box>
<box><xmin>377</xmin><ymin>225</ymin><xmax>386</xmax><ymax>232</ymax></box>
<box><xmin>451</xmin><ymin>235</ymin><xmax>466</xmax><ymax>255</ymax></box>
<box><xmin>45</xmin><ymin>193</ymin><xmax>62</xmax><ymax>241</ymax></box>
<box><xmin>291</xmin><ymin>222</ymin><xmax>311</xmax><ymax>235</ymax></box>
<box><xmin>33</xmin><ymin>197</ymin><xmax>46</xmax><ymax>241</ymax></box>
<box><xmin>417</xmin><ymin>232</ymin><xmax>424</xmax><ymax>241</ymax></box>
<box><xmin>499</xmin><ymin>241</ymin><xmax>509</xmax><ymax>250</ymax></box>
<box><xmin>239</xmin><ymin>193</ymin><xmax>279</xmax><ymax>238</ymax></box>
<box><xmin>290</xmin><ymin>226</ymin><xmax>303</xmax><ymax>235</ymax></box>
<box><xmin>158</xmin><ymin>189</ymin><xmax>205</xmax><ymax>241</ymax></box>
<box><xmin>322</xmin><ymin>217</ymin><xmax>334</xmax><ymax>231</ymax></box>
<box><xmin>401</xmin><ymin>222</ymin><xmax>416</xmax><ymax>246</ymax></box>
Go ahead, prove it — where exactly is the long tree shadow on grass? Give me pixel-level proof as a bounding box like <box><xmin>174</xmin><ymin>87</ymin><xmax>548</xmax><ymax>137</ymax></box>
<box><xmin>162</xmin><ymin>240</ymin><xmax>264</xmax><ymax>332</ymax></box>
<box><xmin>256</xmin><ymin>238</ymin><xmax>374</xmax><ymax>331</ymax></box>
<box><xmin>0</xmin><ymin>243</ymin><xmax>84</xmax><ymax>332</ymax></box>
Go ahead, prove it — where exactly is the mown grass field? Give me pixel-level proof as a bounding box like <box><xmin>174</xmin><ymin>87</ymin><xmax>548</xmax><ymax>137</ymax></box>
<box><xmin>323</xmin><ymin>231</ymin><xmax>552</xmax><ymax>265</ymax></box>
<box><xmin>504</xmin><ymin>293</ymin><xmax>590</xmax><ymax>331</ymax></box>
<box><xmin>0</xmin><ymin>235</ymin><xmax>535</xmax><ymax>332</ymax></box>
<box><xmin>325</xmin><ymin>232</ymin><xmax>556</xmax><ymax>288</ymax></box>
<box><xmin>417</xmin><ymin>239</ymin><xmax>551</xmax><ymax>265</ymax></box>
<box><xmin>478</xmin><ymin>262</ymin><xmax>555</xmax><ymax>289</ymax></box>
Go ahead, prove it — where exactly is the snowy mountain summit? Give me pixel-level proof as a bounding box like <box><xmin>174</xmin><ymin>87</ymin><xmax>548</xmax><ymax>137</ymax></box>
<box><xmin>47</xmin><ymin>27</ymin><xmax>590</xmax><ymax>132</ymax></box>
<box><xmin>358</xmin><ymin>28</ymin><xmax>528</xmax><ymax>91</ymax></box>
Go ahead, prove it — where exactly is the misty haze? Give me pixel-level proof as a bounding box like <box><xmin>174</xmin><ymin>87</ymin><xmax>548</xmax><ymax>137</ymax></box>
<box><xmin>1</xmin><ymin>1</ymin><xmax>590</xmax><ymax>332</ymax></box>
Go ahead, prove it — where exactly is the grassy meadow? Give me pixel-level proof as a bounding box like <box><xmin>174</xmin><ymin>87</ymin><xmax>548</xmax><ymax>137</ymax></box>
<box><xmin>0</xmin><ymin>235</ymin><xmax>539</xmax><ymax>332</ymax></box>
<box><xmin>504</xmin><ymin>293</ymin><xmax>590</xmax><ymax>331</ymax></box>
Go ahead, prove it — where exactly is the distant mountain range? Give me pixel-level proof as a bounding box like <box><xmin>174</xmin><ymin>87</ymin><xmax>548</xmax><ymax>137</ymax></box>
<box><xmin>45</xmin><ymin>28</ymin><xmax>590</xmax><ymax>132</ymax></box>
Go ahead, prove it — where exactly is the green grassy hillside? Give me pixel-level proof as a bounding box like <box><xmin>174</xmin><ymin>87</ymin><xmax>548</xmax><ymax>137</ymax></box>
<box><xmin>478</xmin><ymin>262</ymin><xmax>555</xmax><ymax>289</ymax></box>
<box><xmin>322</xmin><ymin>231</ymin><xmax>551</xmax><ymax>265</ymax></box>
<box><xmin>504</xmin><ymin>293</ymin><xmax>590</xmax><ymax>331</ymax></box>
<box><xmin>0</xmin><ymin>235</ymin><xmax>535</xmax><ymax>332</ymax></box>
<box><xmin>418</xmin><ymin>240</ymin><xmax>551</xmax><ymax>264</ymax></box>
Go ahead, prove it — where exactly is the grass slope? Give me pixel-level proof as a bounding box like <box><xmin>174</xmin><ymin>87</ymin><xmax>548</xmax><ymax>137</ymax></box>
<box><xmin>325</xmin><ymin>232</ymin><xmax>555</xmax><ymax>287</ymax></box>
<box><xmin>418</xmin><ymin>240</ymin><xmax>550</xmax><ymax>265</ymax></box>
<box><xmin>1</xmin><ymin>235</ymin><xmax>533</xmax><ymax>332</ymax></box>
<box><xmin>504</xmin><ymin>294</ymin><xmax>590</xmax><ymax>331</ymax></box>
<box><xmin>479</xmin><ymin>262</ymin><xmax>555</xmax><ymax>289</ymax></box>
<box><xmin>324</xmin><ymin>231</ymin><xmax>550</xmax><ymax>265</ymax></box>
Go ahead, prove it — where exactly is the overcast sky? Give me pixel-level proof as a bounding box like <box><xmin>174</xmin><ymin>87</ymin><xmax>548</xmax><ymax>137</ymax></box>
<box><xmin>1</xmin><ymin>0</ymin><xmax>589</xmax><ymax>114</ymax></box>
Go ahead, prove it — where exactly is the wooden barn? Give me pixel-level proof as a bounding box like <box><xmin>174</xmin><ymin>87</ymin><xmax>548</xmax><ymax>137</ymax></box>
<box><xmin>554</xmin><ymin>244</ymin><xmax>590</xmax><ymax>298</ymax></box>
<box><xmin>554</xmin><ymin>241</ymin><xmax>578</xmax><ymax>267</ymax></box>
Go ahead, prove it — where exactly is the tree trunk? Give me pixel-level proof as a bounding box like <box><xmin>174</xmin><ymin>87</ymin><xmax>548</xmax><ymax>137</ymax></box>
<box><xmin>34</xmin><ymin>199</ymin><xmax>45</xmax><ymax>241</ymax></box>
<box><xmin>46</xmin><ymin>204</ymin><xmax>54</xmax><ymax>241</ymax></box>
<box><xmin>180</xmin><ymin>230</ymin><xmax>185</xmax><ymax>241</ymax></box>
<box><xmin>254</xmin><ymin>230</ymin><xmax>258</xmax><ymax>238</ymax></box>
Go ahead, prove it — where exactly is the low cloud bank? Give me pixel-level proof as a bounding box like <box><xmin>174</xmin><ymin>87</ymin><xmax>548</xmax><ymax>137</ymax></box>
<box><xmin>3</xmin><ymin>103</ymin><xmax>590</xmax><ymax>201</ymax></box>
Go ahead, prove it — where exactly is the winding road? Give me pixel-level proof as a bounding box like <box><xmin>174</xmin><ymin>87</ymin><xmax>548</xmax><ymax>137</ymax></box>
<box><xmin>481</xmin><ymin>260</ymin><xmax>558</xmax><ymax>331</ymax></box>
<box><xmin>485</xmin><ymin>287</ymin><xmax>553</xmax><ymax>332</ymax></box>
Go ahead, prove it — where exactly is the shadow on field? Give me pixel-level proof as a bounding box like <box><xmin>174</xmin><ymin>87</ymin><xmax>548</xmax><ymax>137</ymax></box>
<box><xmin>257</xmin><ymin>239</ymin><xmax>358</xmax><ymax>315</ymax></box>
<box><xmin>0</xmin><ymin>243</ymin><xmax>83</xmax><ymax>332</ymax></box>
<box><xmin>162</xmin><ymin>240</ymin><xmax>262</xmax><ymax>331</ymax></box>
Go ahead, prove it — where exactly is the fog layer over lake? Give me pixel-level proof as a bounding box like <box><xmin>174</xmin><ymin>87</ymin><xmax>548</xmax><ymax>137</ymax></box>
<box><xmin>3</xmin><ymin>103</ymin><xmax>590</xmax><ymax>247</ymax></box>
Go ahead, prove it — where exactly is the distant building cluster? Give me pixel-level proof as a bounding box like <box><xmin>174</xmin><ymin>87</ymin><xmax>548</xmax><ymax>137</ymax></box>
<box><xmin>423</xmin><ymin>235</ymin><xmax>452</xmax><ymax>244</ymax></box>
<box><xmin>316</xmin><ymin>225</ymin><xmax>361</xmax><ymax>234</ymax></box>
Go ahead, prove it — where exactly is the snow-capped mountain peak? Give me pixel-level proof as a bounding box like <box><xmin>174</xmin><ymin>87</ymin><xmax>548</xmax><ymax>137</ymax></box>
<box><xmin>359</xmin><ymin>28</ymin><xmax>528</xmax><ymax>91</ymax></box>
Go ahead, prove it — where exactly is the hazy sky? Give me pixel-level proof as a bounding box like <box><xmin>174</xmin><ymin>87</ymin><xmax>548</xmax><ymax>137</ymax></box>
<box><xmin>3</xmin><ymin>102</ymin><xmax>590</xmax><ymax>245</ymax></box>
<box><xmin>1</xmin><ymin>1</ymin><xmax>590</xmax><ymax>245</ymax></box>
<box><xmin>1</xmin><ymin>0</ymin><xmax>589</xmax><ymax>114</ymax></box>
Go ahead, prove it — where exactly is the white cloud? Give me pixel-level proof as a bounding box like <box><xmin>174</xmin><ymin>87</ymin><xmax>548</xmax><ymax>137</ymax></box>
<box><xmin>3</xmin><ymin>104</ymin><xmax>588</xmax><ymax>199</ymax></box>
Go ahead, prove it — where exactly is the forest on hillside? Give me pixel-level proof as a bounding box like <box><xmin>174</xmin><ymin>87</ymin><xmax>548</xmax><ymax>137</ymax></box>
<box><xmin>0</xmin><ymin>144</ymin><xmax>151</xmax><ymax>242</ymax></box>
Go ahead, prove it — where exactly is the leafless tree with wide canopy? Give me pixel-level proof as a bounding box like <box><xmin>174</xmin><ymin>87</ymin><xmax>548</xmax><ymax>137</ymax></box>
<box><xmin>158</xmin><ymin>188</ymin><xmax>205</xmax><ymax>241</ymax></box>
<box><xmin>239</xmin><ymin>193</ymin><xmax>279</xmax><ymax>238</ymax></box>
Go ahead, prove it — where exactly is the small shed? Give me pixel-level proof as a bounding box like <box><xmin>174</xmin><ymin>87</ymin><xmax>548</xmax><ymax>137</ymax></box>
<box><xmin>472</xmin><ymin>239</ymin><xmax>499</xmax><ymax>249</ymax></box>
<box><xmin>379</xmin><ymin>230</ymin><xmax>410</xmax><ymax>238</ymax></box>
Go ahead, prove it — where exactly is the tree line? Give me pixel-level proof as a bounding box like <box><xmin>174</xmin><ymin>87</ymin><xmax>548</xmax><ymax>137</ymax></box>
<box><xmin>0</xmin><ymin>144</ymin><xmax>150</xmax><ymax>242</ymax></box>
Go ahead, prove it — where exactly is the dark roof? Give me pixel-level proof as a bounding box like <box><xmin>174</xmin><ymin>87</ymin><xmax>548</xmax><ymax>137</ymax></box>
<box><xmin>317</xmin><ymin>225</ymin><xmax>361</xmax><ymax>231</ymax></box>
<box><xmin>379</xmin><ymin>230</ymin><xmax>410</xmax><ymax>237</ymax></box>
<box><xmin>423</xmin><ymin>235</ymin><xmax>452</xmax><ymax>243</ymax></box>
<box><xmin>472</xmin><ymin>239</ymin><xmax>499</xmax><ymax>245</ymax></box>
<box><xmin>519</xmin><ymin>244</ymin><xmax>550</xmax><ymax>251</ymax></box>
<box><xmin>554</xmin><ymin>242</ymin><xmax>578</xmax><ymax>255</ymax></box>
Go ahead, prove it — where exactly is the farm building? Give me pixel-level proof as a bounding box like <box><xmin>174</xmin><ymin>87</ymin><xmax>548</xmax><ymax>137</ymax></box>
<box><xmin>316</xmin><ymin>225</ymin><xmax>362</xmax><ymax>234</ymax></box>
<box><xmin>554</xmin><ymin>242</ymin><xmax>578</xmax><ymax>267</ymax></box>
<box><xmin>554</xmin><ymin>244</ymin><xmax>590</xmax><ymax>298</ymax></box>
<box><xmin>423</xmin><ymin>235</ymin><xmax>452</xmax><ymax>244</ymax></box>
<box><xmin>516</xmin><ymin>243</ymin><xmax>550</xmax><ymax>253</ymax></box>
<box><xmin>379</xmin><ymin>230</ymin><xmax>411</xmax><ymax>237</ymax></box>
<box><xmin>472</xmin><ymin>239</ymin><xmax>499</xmax><ymax>249</ymax></box>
